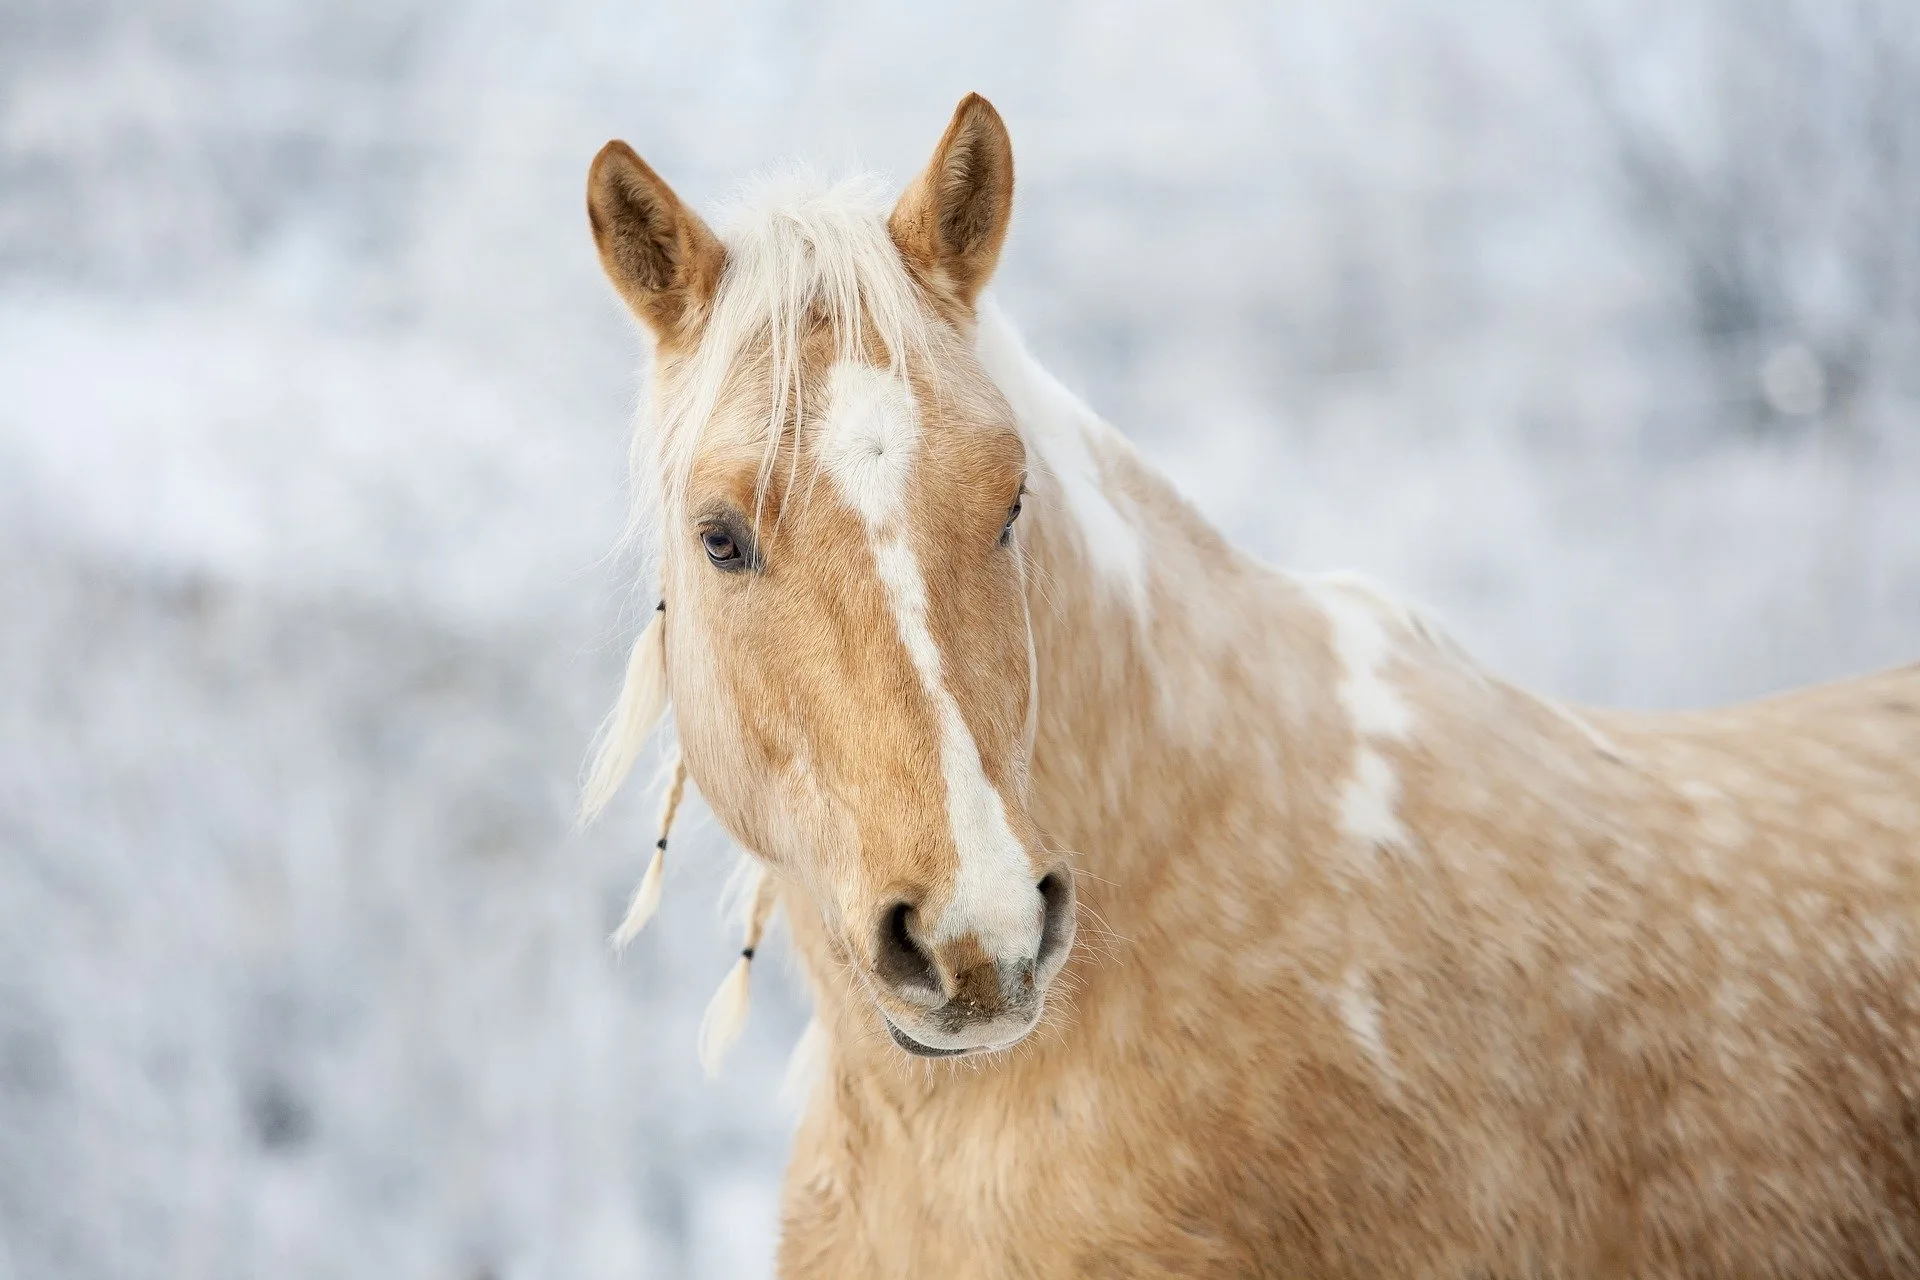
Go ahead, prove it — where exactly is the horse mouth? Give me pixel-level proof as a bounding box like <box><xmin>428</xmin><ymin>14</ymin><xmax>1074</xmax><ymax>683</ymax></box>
<box><xmin>884</xmin><ymin>1011</ymin><xmax>1044</xmax><ymax>1059</ymax></box>
<box><xmin>885</xmin><ymin>1019</ymin><xmax>978</xmax><ymax>1058</ymax></box>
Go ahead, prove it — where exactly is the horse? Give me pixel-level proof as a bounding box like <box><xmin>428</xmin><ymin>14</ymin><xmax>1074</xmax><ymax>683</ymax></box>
<box><xmin>579</xmin><ymin>93</ymin><xmax>1920</xmax><ymax>1277</ymax></box>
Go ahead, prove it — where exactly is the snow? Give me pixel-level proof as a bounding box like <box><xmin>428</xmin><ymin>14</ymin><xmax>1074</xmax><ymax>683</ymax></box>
<box><xmin>1</xmin><ymin>0</ymin><xmax>1916</xmax><ymax>1276</ymax></box>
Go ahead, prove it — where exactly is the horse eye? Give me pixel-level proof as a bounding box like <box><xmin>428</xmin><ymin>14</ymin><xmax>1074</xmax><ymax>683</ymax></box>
<box><xmin>999</xmin><ymin>498</ymin><xmax>1023</xmax><ymax>546</ymax></box>
<box><xmin>701</xmin><ymin>528</ymin><xmax>743</xmax><ymax>569</ymax></box>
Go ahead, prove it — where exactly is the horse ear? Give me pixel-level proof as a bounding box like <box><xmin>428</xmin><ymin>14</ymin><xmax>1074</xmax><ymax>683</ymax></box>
<box><xmin>587</xmin><ymin>141</ymin><xmax>726</xmax><ymax>342</ymax></box>
<box><xmin>889</xmin><ymin>93</ymin><xmax>1014</xmax><ymax>313</ymax></box>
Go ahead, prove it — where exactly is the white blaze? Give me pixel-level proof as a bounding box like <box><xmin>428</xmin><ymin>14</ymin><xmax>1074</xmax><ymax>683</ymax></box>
<box><xmin>818</xmin><ymin>361</ymin><xmax>1039</xmax><ymax>956</ymax></box>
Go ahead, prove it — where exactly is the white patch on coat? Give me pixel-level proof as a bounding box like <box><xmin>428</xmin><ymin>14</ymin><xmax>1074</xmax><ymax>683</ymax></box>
<box><xmin>1318</xmin><ymin>569</ymin><xmax>1623</xmax><ymax>760</ymax></box>
<box><xmin>1339</xmin><ymin>749</ymin><xmax>1411</xmax><ymax>853</ymax></box>
<box><xmin>1316</xmin><ymin>584</ymin><xmax>1414</xmax><ymax>742</ymax></box>
<box><xmin>1336</xmin><ymin>967</ymin><xmax>1397</xmax><ymax>1084</ymax></box>
<box><xmin>1315</xmin><ymin>569</ymin><xmax>1473</xmax><ymax>668</ymax></box>
<box><xmin>1312</xmin><ymin>579</ymin><xmax>1418</xmax><ymax>862</ymax></box>
<box><xmin>820</xmin><ymin>361</ymin><xmax>1040</xmax><ymax>959</ymax></box>
<box><xmin>974</xmin><ymin>300</ymin><xmax>1149</xmax><ymax>614</ymax></box>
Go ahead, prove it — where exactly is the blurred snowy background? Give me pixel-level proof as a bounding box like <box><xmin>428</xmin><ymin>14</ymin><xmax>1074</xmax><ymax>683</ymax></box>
<box><xmin>3</xmin><ymin>0</ymin><xmax>1918</xmax><ymax>1276</ymax></box>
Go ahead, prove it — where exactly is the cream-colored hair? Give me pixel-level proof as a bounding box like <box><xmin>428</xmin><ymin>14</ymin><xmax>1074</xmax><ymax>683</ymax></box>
<box><xmin>587</xmin><ymin>167</ymin><xmax>944</xmax><ymax>816</ymax></box>
<box><xmin>585</xmin><ymin>168</ymin><xmax>954</xmax><ymax>1071</ymax></box>
<box><xmin>632</xmin><ymin>167</ymin><xmax>940</xmax><ymax>551</ymax></box>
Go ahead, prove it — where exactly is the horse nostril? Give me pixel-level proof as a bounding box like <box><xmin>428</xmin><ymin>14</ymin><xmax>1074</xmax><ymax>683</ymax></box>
<box><xmin>1036</xmin><ymin>868</ymin><xmax>1075</xmax><ymax>974</ymax></box>
<box><xmin>874</xmin><ymin>900</ymin><xmax>940</xmax><ymax>995</ymax></box>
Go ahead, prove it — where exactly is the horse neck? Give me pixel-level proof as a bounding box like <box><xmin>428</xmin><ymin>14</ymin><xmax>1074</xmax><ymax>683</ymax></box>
<box><xmin>982</xmin><ymin>305</ymin><xmax>1320</xmax><ymax>911</ymax></box>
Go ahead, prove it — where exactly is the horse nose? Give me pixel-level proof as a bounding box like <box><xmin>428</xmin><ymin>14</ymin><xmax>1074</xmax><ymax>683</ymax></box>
<box><xmin>1034</xmin><ymin>866</ymin><xmax>1076</xmax><ymax>979</ymax></box>
<box><xmin>872</xmin><ymin>899</ymin><xmax>945</xmax><ymax>1000</ymax></box>
<box><xmin>869</xmin><ymin>866</ymin><xmax>1076</xmax><ymax>1015</ymax></box>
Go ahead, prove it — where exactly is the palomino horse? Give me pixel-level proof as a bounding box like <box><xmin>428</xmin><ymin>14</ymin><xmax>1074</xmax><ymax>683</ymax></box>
<box><xmin>582</xmin><ymin>94</ymin><xmax>1920</xmax><ymax>1277</ymax></box>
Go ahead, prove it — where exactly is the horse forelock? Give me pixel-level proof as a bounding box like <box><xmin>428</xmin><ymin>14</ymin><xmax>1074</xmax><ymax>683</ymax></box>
<box><xmin>631</xmin><ymin>166</ymin><xmax>945</xmax><ymax>554</ymax></box>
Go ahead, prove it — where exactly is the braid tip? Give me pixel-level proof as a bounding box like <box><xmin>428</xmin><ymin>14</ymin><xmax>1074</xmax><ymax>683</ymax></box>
<box><xmin>698</xmin><ymin>952</ymin><xmax>754</xmax><ymax>1077</ymax></box>
<box><xmin>609</xmin><ymin>844</ymin><xmax>665</xmax><ymax>951</ymax></box>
